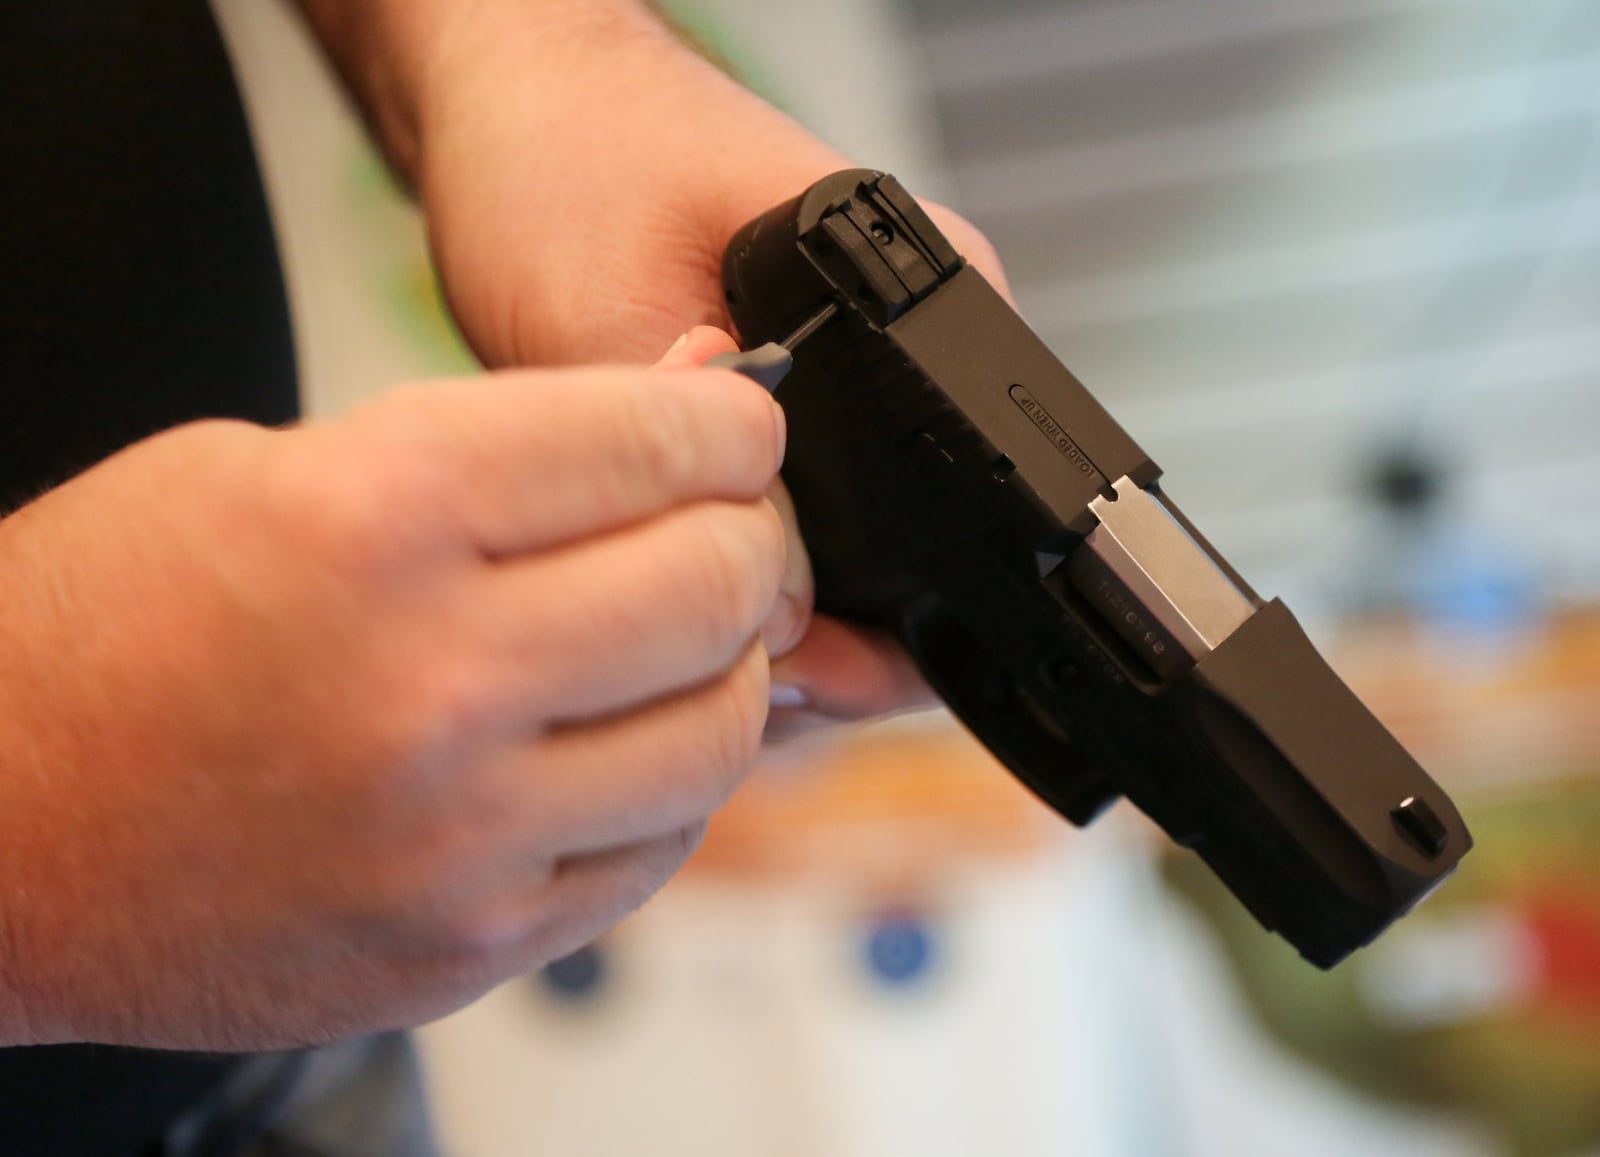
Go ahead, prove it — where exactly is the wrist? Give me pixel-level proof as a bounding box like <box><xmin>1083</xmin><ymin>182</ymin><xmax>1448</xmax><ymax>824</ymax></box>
<box><xmin>417</xmin><ymin>0</ymin><xmax>685</xmax><ymax>171</ymax></box>
<box><xmin>296</xmin><ymin>0</ymin><xmax>678</xmax><ymax>187</ymax></box>
<box><xmin>415</xmin><ymin>1</ymin><xmax>842</xmax><ymax>230</ymax></box>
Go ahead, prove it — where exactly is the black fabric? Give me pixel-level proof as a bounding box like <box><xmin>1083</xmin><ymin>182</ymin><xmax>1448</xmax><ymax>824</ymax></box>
<box><xmin>0</xmin><ymin>1046</ymin><xmax>239</xmax><ymax>1157</ymax></box>
<box><xmin>0</xmin><ymin>0</ymin><xmax>298</xmax><ymax>1152</ymax></box>
<box><xmin>0</xmin><ymin>0</ymin><xmax>298</xmax><ymax>514</ymax></box>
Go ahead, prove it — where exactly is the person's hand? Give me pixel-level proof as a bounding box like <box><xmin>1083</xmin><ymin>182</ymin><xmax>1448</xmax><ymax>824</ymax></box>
<box><xmin>655</xmin><ymin>326</ymin><xmax>936</xmax><ymax>742</ymax></box>
<box><xmin>414</xmin><ymin>8</ymin><xmax>1009</xmax><ymax>368</ymax></box>
<box><xmin>401</xmin><ymin>2</ymin><xmax>1009</xmax><ymax>731</ymax></box>
<box><xmin>0</xmin><ymin>357</ymin><xmax>786</xmax><ymax>1050</ymax></box>
<box><xmin>293</xmin><ymin>0</ymin><xmax>1013</xmax><ymax>730</ymax></box>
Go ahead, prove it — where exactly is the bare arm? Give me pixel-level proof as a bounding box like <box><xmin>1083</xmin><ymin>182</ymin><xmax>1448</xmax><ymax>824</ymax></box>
<box><xmin>287</xmin><ymin>0</ymin><xmax>674</xmax><ymax>186</ymax></box>
<box><xmin>283</xmin><ymin>0</ymin><xmax>1012</xmax><ymax>726</ymax></box>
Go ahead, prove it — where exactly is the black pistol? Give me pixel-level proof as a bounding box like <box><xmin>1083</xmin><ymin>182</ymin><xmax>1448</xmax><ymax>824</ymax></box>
<box><xmin>717</xmin><ymin>169</ymin><xmax>1471</xmax><ymax>968</ymax></box>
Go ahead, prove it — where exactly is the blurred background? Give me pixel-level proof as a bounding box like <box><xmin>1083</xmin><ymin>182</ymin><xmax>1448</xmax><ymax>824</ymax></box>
<box><xmin>213</xmin><ymin>0</ymin><xmax>1600</xmax><ymax>1153</ymax></box>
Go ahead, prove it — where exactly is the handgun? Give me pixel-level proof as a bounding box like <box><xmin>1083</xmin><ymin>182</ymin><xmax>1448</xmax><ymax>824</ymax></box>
<box><xmin>715</xmin><ymin>169</ymin><xmax>1471</xmax><ymax>968</ymax></box>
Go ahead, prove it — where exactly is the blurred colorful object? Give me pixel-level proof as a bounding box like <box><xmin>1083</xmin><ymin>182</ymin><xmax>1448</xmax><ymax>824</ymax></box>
<box><xmin>348</xmin><ymin>154</ymin><xmax>477</xmax><ymax>375</ymax></box>
<box><xmin>540</xmin><ymin>944</ymin><xmax>611</xmax><ymax>1004</ymax></box>
<box><xmin>863</xmin><ymin>913</ymin><xmax>939</xmax><ymax>988</ymax></box>
<box><xmin>687</xmin><ymin>722</ymin><xmax>1055</xmax><ymax>891</ymax></box>
<box><xmin>1165</xmin><ymin>612</ymin><xmax>1600</xmax><ymax>1156</ymax></box>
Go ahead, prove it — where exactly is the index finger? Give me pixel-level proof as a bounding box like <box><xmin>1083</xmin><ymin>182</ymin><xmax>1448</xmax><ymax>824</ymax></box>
<box><xmin>366</xmin><ymin>365</ymin><xmax>786</xmax><ymax>558</ymax></box>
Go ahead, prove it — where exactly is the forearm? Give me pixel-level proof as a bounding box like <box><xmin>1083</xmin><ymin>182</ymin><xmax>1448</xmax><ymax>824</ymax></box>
<box><xmin>289</xmin><ymin>0</ymin><xmax>677</xmax><ymax>184</ymax></box>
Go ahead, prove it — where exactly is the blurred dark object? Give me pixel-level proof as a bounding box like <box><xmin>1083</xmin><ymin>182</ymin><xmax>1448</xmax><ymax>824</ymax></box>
<box><xmin>539</xmin><ymin>946</ymin><xmax>609</xmax><ymax>1004</ymax></box>
<box><xmin>1368</xmin><ymin>445</ymin><xmax>1443</xmax><ymax>522</ymax></box>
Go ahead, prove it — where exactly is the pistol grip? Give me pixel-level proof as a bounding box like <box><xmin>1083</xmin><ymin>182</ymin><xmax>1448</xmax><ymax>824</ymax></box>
<box><xmin>900</xmin><ymin>598</ymin><xmax>1119</xmax><ymax>827</ymax></box>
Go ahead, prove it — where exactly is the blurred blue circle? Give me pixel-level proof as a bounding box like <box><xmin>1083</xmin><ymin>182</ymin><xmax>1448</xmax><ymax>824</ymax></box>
<box><xmin>540</xmin><ymin>944</ymin><xmax>607</xmax><ymax>1002</ymax></box>
<box><xmin>864</xmin><ymin>915</ymin><xmax>936</xmax><ymax>987</ymax></box>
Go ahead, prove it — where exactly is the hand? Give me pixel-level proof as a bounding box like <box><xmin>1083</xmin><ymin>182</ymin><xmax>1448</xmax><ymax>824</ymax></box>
<box><xmin>655</xmin><ymin>328</ymin><xmax>937</xmax><ymax>742</ymax></box>
<box><xmin>416</xmin><ymin>5</ymin><xmax>1011</xmax><ymax>368</ymax></box>
<box><xmin>296</xmin><ymin>0</ymin><xmax>1015</xmax><ymax>731</ymax></box>
<box><xmin>0</xmin><ymin>356</ymin><xmax>785</xmax><ymax>1050</ymax></box>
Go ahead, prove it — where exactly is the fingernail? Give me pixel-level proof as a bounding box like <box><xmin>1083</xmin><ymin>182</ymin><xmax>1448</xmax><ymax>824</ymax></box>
<box><xmin>769</xmin><ymin>684</ymin><xmax>810</xmax><ymax>710</ymax></box>
<box><xmin>770</xmin><ymin>398</ymin><xmax>787</xmax><ymax>466</ymax></box>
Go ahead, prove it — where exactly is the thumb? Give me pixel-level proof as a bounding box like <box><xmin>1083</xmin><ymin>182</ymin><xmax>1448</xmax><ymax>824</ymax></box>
<box><xmin>653</xmin><ymin>326</ymin><xmax>815</xmax><ymax>661</ymax></box>
<box><xmin>653</xmin><ymin>325</ymin><xmax>739</xmax><ymax>368</ymax></box>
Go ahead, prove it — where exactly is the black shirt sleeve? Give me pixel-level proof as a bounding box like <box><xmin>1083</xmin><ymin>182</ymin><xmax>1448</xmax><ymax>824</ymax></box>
<box><xmin>0</xmin><ymin>0</ymin><xmax>299</xmax><ymax>513</ymax></box>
